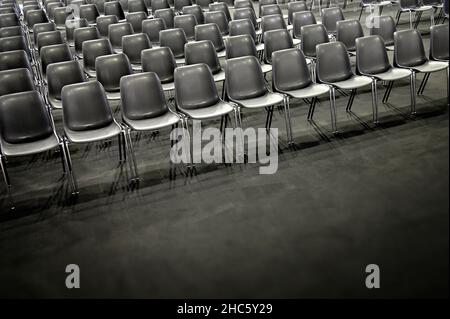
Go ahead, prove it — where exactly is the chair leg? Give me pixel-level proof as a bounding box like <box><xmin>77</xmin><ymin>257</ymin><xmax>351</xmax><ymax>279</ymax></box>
<box><xmin>183</xmin><ymin>117</ymin><xmax>195</xmax><ymax>173</ymax></box>
<box><xmin>371</xmin><ymin>78</ymin><xmax>379</xmax><ymax>124</ymax></box>
<box><xmin>125</xmin><ymin>128</ymin><xmax>139</xmax><ymax>182</ymax></box>
<box><xmin>329</xmin><ymin>86</ymin><xmax>338</xmax><ymax>134</ymax></box>
<box><xmin>417</xmin><ymin>73</ymin><xmax>429</xmax><ymax>95</ymax></box>
<box><xmin>358</xmin><ymin>5</ymin><xmax>364</xmax><ymax>21</ymax></box>
<box><xmin>118</xmin><ymin>133</ymin><xmax>123</xmax><ymax>163</ymax></box>
<box><xmin>282</xmin><ymin>95</ymin><xmax>292</xmax><ymax>145</ymax></box>
<box><xmin>346</xmin><ymin>89</ymin><xmax>356</xmax><ymax>112</ymax></box>
<box><xmin>62</xmin><ymin>137</ymin><xmax>79</xmax><ymax>195</ymax></box>
<box><xmin>59</xmin><ymin>143</ymin><xmax>66</xmax><ymax>174</ymax></box>
<box><xmin>396</xmin><ymin>10</ymin><xmax>402</xmax><ymax>26</ymax></box>
<box><xmin>410</xmin><ymin>71</ymin><xmax>417</xmax><ymax>114</ymax></box>
<box><xmin>0</xmin><ymin>154</ymin><xmax>14</xmax><ymax>210</ymax></box>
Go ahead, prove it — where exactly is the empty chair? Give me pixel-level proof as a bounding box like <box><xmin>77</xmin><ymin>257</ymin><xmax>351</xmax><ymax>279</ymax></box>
<box><xmin>272</xmin><ymin>48</ymin><xmax>331</xmax><ymax>143</ymax></box>
<box><xmin>336</xmin><ymin>19</ymin><xmax>364</xmax><ymax>54</ymax></box>
<box><xmin>225</xmin><ymin>34</ymin><xmax>272</xmax><ymax>73</ymax></box>
<box><xmin>209</xmin><ymin>2</ymin><xmax>232</xmax><ymax>22</ymax></box>
<box><xmin>260</xmin><ymin>4</ymin><xmax>282</xmax><ymax>18</ymax></box>
<box><xmin>40</xmin><ymin>43</ymin><xmax>72</xmax><ymax>81</ymax></box>
<box><xmin>301</xmin><ymin>24</ymin><xmax>329</xmax><ymax>61</ymax></box>
<box><xmin>159</xmin><ymin>28</ymin><xmax>187</xmax><ymax>64</ymax></box>
<box><xmin>46</xmin><ymin>2</ymin><xmax>63</xmax><ymax>20</ymax></box>
<box><xmin>104</xmin><ymin>1</ymin><xmax>126</xmax><ymax>20</ymax></box>
<box><xmin>292</xmin><ymin>10</ymin><xmax>316</xmax><ymax>39</ymax></box>
<box><xmin>96</xmin><ymin>15</ymin><xmax>119</xmax><ymax>38</ymax></box>
<box><xmin>36</xmin><ymin>30</ymin><xmax>64</xmax><ymax>52</ymax></box>
<box><xmin>61</xmin><ymin>80</ymin><xmax>135</xmax><ymax>192</ymax></box>
<box><xmin>316</xmin><ymin>42</ymin><xmax>376</xmax><ymax>133</ymax></box>
<box><xmin>287</xmin><ymin>1</ymin><xmax>308</xmax><ymax>25</ymax></box>
<box><xmin>141</xmin><ymin>47</ymin><xmax>176</xmax><ymax>91</ymax></box>
<box><xmin>154</xmin><ymin>8</ymin><xmax>175</xmax><ymax>28</ymax></box>
<box><xmin>258</xmin><ymin>0</ymin><xmax>277</xmax><ymax>17</ymax></box>
<box><xmin>263</xmin><ymin>29</ymin><xmax>293</xmax><ymax>65</ymax></box>
<box><xmin>52</xmin><ymin>7</ymin><xmax>70</xmax><ymax>30</ymax></box>
<box><xmin>66</xmin><ymin>18</ymin><xmax>89</xmax><ymax>47</ymax></box>
<box><xmin>92</xmin><ymin>0</ymin><xmax>106</xmax><ymax>14</ymax></box>
<box><xmin>204</xmin><ymin>10</ymin><xmax>229</xmax><ymax>35</ymax></box>
<box><xmin>108</xmin><ymin>22</ymin><xmax>133</xmax><ymax>53</ymax></box>
<box><xmin>32</xmin><ymin>22</ymin><xmax>56</xmax><ymax>44</ymax></box>
<box><xmin>95</xmin><ymin>52</ymin><xmax>132</xmax><ymax>100</ymax></box>
<box><xmin>394</xmin><ymin>29</ymin><xmax>448</xmax><ymax>110</ymax></box>
<box><xmin>229</xmin><ymin>18</ymin><xmax>260</xmax><ymax>51</ymax></box>
<box><xmin>0</xmin><ymin>91</ymin><xmax>68</xmax><ymax>209</ymax></box>
<box><xmin>22</xmin><ymin>5</ymin><xmax>41</xmax><ymax>21</ymax></box>
<box><xmin>122</xmin><ymin>33</ymin><xmax>151</xmax><ymax>70</ymax></box>
<box><xmin>182</xmin><ymin>5</ymin><xmax>204</xmax><ymax>24</ymax></box>
<box><xmin>151</xmin><ymin>0</ymin><xmax>170</xmax><ymax>12</ymax></box>
<box><xmin>195</xmin><ymin>0</ymin><xmax>213</xmax><ymax>9</ymax></box>
<box><xmin>355</xmin><ymin>35</ymin><xmax>413</xmax><ymax>121</ymax></box>
<box><xmin>74</xmin><ymin>25</ymin><xmax>100</xmax><ymax>57</ymax></box>
<box><xmin>0</xmin><ymin>36</ymin><xmax>31</xmax><ymax>60</ymax></box>
<box><xmin>321</xmin><ymin>7</ymin><xmax>344</xmax><ymax>36</ymax></box>
<box><xmin>125</xmin><ymin>11</ymin><xmax>147</xmax><ymax>33</ymax></box>
<box><xmin>0</xmin><ymin>68</ymin><xmax>35</xmax><ymax>97</ymax></box>
<box><xmin>369</xmin><ymin>15</ymin><xmax>396</xmax><ymax>51</ymax></box>
<box><xmin>46</xmin><ymin>60</ymin><xmax>87</xmax><ymax>109</ymax></box>
<box><xmin>395</xmin><ymin>0</ymin><xmax>434</xmax><ymax>29</ymax></box>
<box><xmin>127</xmin><ymin>0</ymin><xmax>148</xmax><ymax>14</ymax></box>
<box><xmin>0</xmin><ymin>50</ymin><xmax>32</xmax><ymax>72</ymax></box>
<box><xmin>174</xmin><ymin>0</ymin><xmax>192</xmax><ymax>12</ymax></box>
<box><xmin>25</xmin><ymin>9</ymin><xmax>49</xmax><ymax>29</ymax></box>
<box><xmin>142</xmin><ymin>18</ymin><xmax>166</xmax><ymax>45</ymax></box>
<box><xmin>234</xmin><ymin>0</ymin><xmax>252</xmax><ymax>9</ymax></box>
<box><xmin>184</xmin><ymin>40</ymin><xmax>225</xmax><ymax>83</ymax></box>
<box><xmin>174</xmin><ymin>14</ymin><xmax>197</xmax><ymax>40</ymax></box>
<box><xmin>0</xmin><ymin>13</ymin><xmax>19</xmax><ymax>29</ymax></box>
<box><xmin>261</xmin><ymin>14</ymin><xmax>299</xmax><ymax>45</ymax></box>
<box><xmin>194</xmin><ymin>23</ymin><xmax>226</xmax><ymax>57</ymax></box>
<box><xmin>0</xmin><ymin>26</ymin><xmax>23</xmax><ymax>39</ymax></box>
<box><xmin>82</xmin><ymin>38</ymin><xmax>113</xmax><ymax>77</ymax></box>
<box><xmin>79</xmin><ymin>4</ymin><xmax>100</xmax><ymax>24</ymax></box>
<box><xmin>233</xmin><ymin>7</ymin><xmax>258</xmax><ymax>31</ymax></box>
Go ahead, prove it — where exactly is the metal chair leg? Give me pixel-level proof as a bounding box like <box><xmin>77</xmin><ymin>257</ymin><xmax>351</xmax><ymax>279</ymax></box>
<box><xmin>329</xmin><ymin>86</ymin><xmax>338</xmax><ymax>134</ymax></box>
<box><xmin>0</xmin><ymin>154</ymin><xmax>14</xmax><ymax>210</ymax></box>
<box><xmin>371</xmin><ymin>78</ymin><xmax>379</xmax><ymax>124</ymax></box>
<box><xmin>62</xmin><ymin>137</ymin><xmax>79</xmax><ymax>195</ymax></box>
<box><xmin>410</xmin><ymin>71</ymin><xmax>417</xmax><ymax>114</ymax></box>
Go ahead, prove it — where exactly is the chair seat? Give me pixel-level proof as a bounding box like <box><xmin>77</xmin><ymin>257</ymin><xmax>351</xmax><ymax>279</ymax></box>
<box><xmin>256</xmin><ymin>42</ymin><xmax>264</xmax><ymax>51</ymax></box>
<box><xmin>179</xmin><ymin>100</ymin><xmax>234</xmax><ymax>120</ymax></box>
<box><xmin>261</xmin><ymin>63</ymin><xmax>272</xmax><ymax>73</ymax></box>
<box><xmin>217</xmin><ymin>49</ymin><xmax>226</xmax><ymax>58</ymax></box>
<box><xmin>65</xmin><ymin>121</ymin><xmax>122</xmax><ymax>143</ymax></box>
<box><xmin>48</xmin><ymin>95</ymin><xmax>63</xmax><ymax>109</ymax></box>
<box><xmin>0</xmin><ymin>133</ymin><xmax>59</xmax><ymax>157</ymax></box>
<box><xmin>175</xmin><ymin>57</ymin><xmax>185</xmax><ymax>65</ymax></box>
<box><xmin>256</xmin><ymin>28</ymin><xmax>262</xmax><ymax>35</ymax></box>
<box><xmin>371</xmin><ymin>67</ymin><xmax>411</xmax><ymax>81</ymax></box>
<box><xmin>331</xmin><ymin>75</ymin><xmax>372</xmax><ymax>90</ymax></box>
<box><xmin>401</xmin><ymin>5</ymin><xmax>433</xmax><ymax>12</ymax></box>
<box><xmin>287</xmin><ymin>24</ymin><xmax>293</xmax><ymax>31</ymax></box>
<box><xmin>293</xmin><ymin>38</ymin><xmax>300</xmax><ymax>47</ymax></box>
<box><xmin>364</xmin><ymin>1</ymin><xmax>391</xmax><ymax>6</ymax></box>
<box><xmin>84</xmin><ymin>67</ymin><xmax>97</xmax><ymax>78</ymax></box>
<box><xmin>124</xmin><ymin>111</ymin><xmax>181</xmax><ymax>131</ymax></box>
<box><xmin>232</xmin><ymin>92</ymin><xmax>284</xmax><ymax>109</ymax></box>
<box><xmin>131</xmin><ymin>63</ymin><xmax>142</xmax><ymax>71</ymax></box>
<box><xmin>282</xmin><ymin>83</ymin><xmax>330</xmax><ymax>99</ymax></box>
<box><xmin>410</xmin><ymin>60</ymin><xmax>448</xmax><ymax>73</ymax></box>
<box><xmin>213</xmin><ymin>70</ymin><xmax>226</xmax><ymax>82</ymax></box>
<box><xmin>162</xmin><ymin>82</ymin><xmax>175</xmax><ymax>91</ymax></box>
<box><xmin>386</xmin><ymin>45</ymin><xmax>394</xmax><ymax>51</ymax></box>
<box><xmin>113</xmin><ymin>47</ymin><xmax>122</xmax><ymax>53</ymax></box>
<box><xmin>104</xmin><ymin>90</ymin><xmax>121</xmax><ymax>100</ymax></box>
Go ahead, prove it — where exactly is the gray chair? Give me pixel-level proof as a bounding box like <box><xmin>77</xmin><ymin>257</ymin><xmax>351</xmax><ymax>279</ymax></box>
<box><xmin>272</xmin><ymin>48</ymin><xmax>331</xmax><ymax>143</ymax></box>
<box><xmin>96</xmin><ymin>15</ymin><xmax>120</xmax><ymax>37</ymax></box>
<box><xmin>0</xmin><ymin>26</ymin><xmax>23</xmax><ymax>39</ymax></box>
<box><xmin>0</xmin><ymin>68</ymin><xmax>35</xmax><ymax>97</ymax></box>
<box><xmin>52</xmin><ymin>6</ymin><xmax>70</xmax><ymax>30</ymax></box>
<box><xmin>46</xmin><ymin>60</ymin><xmax>87</xmax><ymax>109</ymax></box>
<box><xmin>261</xmin><ymin>14</ymin><xmax>299</xmax><ymax>45</ymax></box>
<box><xmin>0</xmin><ymin>91</ymin><xmax>69</xmax><ymax>209</ymax></box>
<box><xmin>225</xmin><ymin>34</ymin><xmax>271</xmax><ymax>73</ymax></box>
<box><xmin>151</xmin><ymin>0</ymin><xmax>170</xmax><ymax>12</ymax></box>
<box><xmin>369</xmin><ymin>15</ymin><xmax>396</xmax><ymax>51</ymax></box>
<box><xmin>234</xmin><ymin>0</ymin><xmax>252</xmax><ymax>9</ymax></box>
<box><xmin>127</xmin><ymin>0</ymin><xmax>148</xmax><ymax>15</ymax></box>
<box><xmin>104</xmin><ymin>1</ymin><xmax>126</xmax><ymax>20</ymax></box>
<box><xmin>184</xmin><ymin>40</ymin><xmax>225</xmax><ymax>83</ymax></box>
<box><xmin>125</xmin><ymin>11</ymin><xmax>147</xmax><ymax>33</ymax></box>
<box><xmin>122</xmin><ymin>33</ymin><xmax>151</xmax><ymax>71</ymax></box>
<box><xmin>0</xmin><ymin>50</ymin><xmax>32</xmax><ymax>72</ymax></box>
<box><xmin>316</xmin><ymin>41</ymin><xmax>375</xmax><ymax>133</ymax></box>
<box><xmin>258</xmin><ymin>0</ymin><xmax>277</xmax><ymax>17</ymax></box>
<box><xmin>204</xmin><ymin>10</ymin><xmax>229</xmax><ymax>35</ymax></box>
<box><xmin>395</xmin><ymin>0</ymin><xmax>434</xmax><ymax>29</ymax></box>
<box><xmin>74</xmin><ymin>25</ymin><xmax>100</xmax><ymax>57</ymax></box>
<box><xmin>95</xmin><ymin>52</ymin><xmax>132</xmax><ymax>100</ymax></box>
<box><xmin>154</xmin><ymin>8</ymin><xmax>175</xmax><ymax>29</ymax></box>
<box><xmin>287</xmin><ymin>1</ymin><xmax>308</xmax><ymax>25</ymax></box>
<box><xmin>292</xmin><ymin>10</ymin><xmax>316</xmax><ymax>39</ymax></box>
<box><xmin>66</xmin><ymin>18</ymin><xmax>89</xmax><ymax>47</ymax></box>
<box><xmin>25</xmin><ymin>9</ymin><xmax>49</xmax><ymax>30</ymax></box>
<box><xmin>321</xmin><ymin>7</ymin><xmax>344</xmax><ymax>36</ymax></box>
<box><xmin>141</xmin><ymin>46</ymin><xmax>176</xmax><ymax>92</ymax></box>
<box><xmin>174</xmin><ymin>14</ymin><xmax>197</xmax><ymax>40</ymax></box>
<box><xmin>263</xmin><ymin>29</ymin><xmax>293</xmax><ymax>65</ymax></box>
<box><xmin>142</xmin><ymin>18</ymin><xmax>166</xmax><ymax>45</ymax></box>
<box><xmin>229</xmin><ymin>18</ymin><xmax>259</xmax><ymax>49</ymax></box>
<box><xmin>108</xmin><ymin>22</ymin><xmax>133</xmax><ymax>53</ymax></box>
<box><xmin>182</xmin><ymin>5</ymin><xmax>204</xmax><ymax>24</ymax></box>
<box><xmin>233</xmin><ymin>7</ymin><xmax>259</xmax><ymax>33</ymax></box>
<box><xmin>394</xmin><ymin>29</ymin><xmax>448</xmax><ymax>109</ymax></box>
<box><xmin>82</xmin><ymin>38</ymin><xmax>113</xmax><ymax>77</ymax></box>
<box><xmin>194</xmin><ymin>23</ymin><xmax>226</xmax><ymax>57</ymax></box>
<box><xmin>47</xmin><ymin>2</ymin><xmax>63</xmax><ymax>20</ymax></box>
<box><xmin>32</xmin><ymin>22</ymin><xmax>56</xmax><ymax>44</ymax></box>
<box><xmin>209</xmin><ymin>2</ymin><xmax>232</xmax><ymax>22</ymax></box>
<box><xmin>36</xmin><ymin>30</ymin><xmax>64</xmax><ymax>52</ymax></box>
<box><xmin>40</xmin><ymin>43</ymin><xmax>72</xmax><ymax>82</ymax></box>
<box><xmin>79</xmin><ymin>4</ymin><xmax>100</xmax><ymax>24</ymax></box>
<box><xmin>300</xmin><ymin>24</ymin><xmax>329</xmax><ymax>60</ymax></box>
<box><xmin>0</xmin><ymin>13</ymin><xmax>19</xmax><ymax>29</ymax></box>
<box><xmin>356</xmin><ymin>35</ymin><xmax>413</xmax><ymax>122</ymax></box>
<box><xmin>159</xmin><ymin>28</ymin><xmax>188</xmax><ymax>64</ymax></box>
<box><xmin>174</xmin><ymin>0</ymin><xmax>192</xmax><ymax>12</ymax></box>
<box><xmin>260</xmin><ymin>4</ymin><xmax>282</xmax><ymax>18</ymax></box>
<box><xmin>120</xmin><ymin>72</ymin><xmax>183</xmax><ymax>178</ymax></box>
<box><xmin>61</xmin><ymin>80</ymin><xmax>136</xmax><ymax>192</ymax></box>
<box><xmin>336</xmin><ymin>19</ymin><xmax>364</xmax><ymax>54</ymax></box>
<box><xmin>0</xmin><ymin>36</ymin><xmax>31</xmax><ymax>60</ymax></box>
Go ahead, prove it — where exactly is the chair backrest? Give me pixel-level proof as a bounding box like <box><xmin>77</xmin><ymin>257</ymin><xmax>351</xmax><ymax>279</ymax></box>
<box><xmin>369</xmin><ymin>15</ymin><xmax>396</xmax><ymax>46</ymax></box>
<box><xmin>0</xmin><ymin>13</ymin><xmax>19</xmax><ymax>28</ymax></box>
<box><xmin>0</xmin><ymin>50</ymin><xmax>32</xmax><ymax>71</ymax></box>
<box><xmin>159</xmin><ymin>28</ymin><xmax>187</xmax><ymax>58</ymax></box>
<box><xmin>96</xmin><ymin>15</ymin><xmax>119</xmax><ymax>37</ymax></box>
<box><xmin>37</xmin><ymin>30</ymin><xmax>64</xmax><ymax>52</ymax></box>
<box><xmin>430</xmin><ymin>23</ymin><xmax>449</xmax><ymax>61</ymax></box>
<box><xmin>95</xmin><ymin>52</ymin><xmax>132</xmax><ymax>91</ymax></box>
<box><xmin>40</xmin><ymin>43</ymin><xmax>72</xmax><ymax>76</ymax></box>
<box><xmin>204</xmin><ymin>10</ymin><xmax>229</xmax><ymax>35</ymax></box>
<box><xmin>0</xmin><ymin>26</ymin><xmax>22</xmax><ymax>39</ymax></box>
<box><xmin>264</xmin><ymin>29</ymin><xmax>293</xmax><ymax>64</ymax></box>
<box><xmin>33</xmin><ymin>22</ymin><xmax>56</xmax><ymax>43</ymax></box>
<box><xmin>104</xmin><ymin>1</ymin><xmax>125</xmax><ymax>20</ymax></box>
<box><xmin>120</xmin><ymin>72</ymin><xmax>169</xmax><ymax>120</ymax></box>
<box><xmin>182</xmin><ymin>5</ymin><xmax>204</xmax><ymax>24</ymax></box>
<box><xmin>141</xmin><ymin>46</ymin><xmax>177</xmax><ymax>83</ymax></box>
<box><xmin>195</xmin><ymin>23</ymin><xmax>225</xmax><ymax>52</ymax></box>
<box><xmin>152</xmin><ymin>0</ymin><xmax>170</xmax><ymax>12</ymax></box>
<box><xmin>233</xmin><ymin>7</ymin><xmax>258</xmax><ymax>29</ymax></box>
<box><xmin>292</xmin><ymin>10</ymin><xmax>316</xmax><ymax>39</ymax></box>
<box><xmin>399</xmin><ymin>0</ymin><xmax>421</xmax><ymax>9</ymax></box>
<box><xmin>108</xmin><ymin>22</ymin><xmax>134</xmax><ymax>50</ymax></box>
<box><xmin>195</xmin><ymin>0</ymin><xmax>213</xmax><ymax>9</ymax></box>
<box><xmin>0</xmin><ymin>68</ymin><xmax>35</xmax><ymax>97</ymax></box>
<box><xmin>260</xmin><ymin>4</ymin><xmax>282</xmax><ymax>17</ymax></box>
<box><xmin>126</xmin><ymin>11</ymin><xmax>147</xmax><ymax>33</ymax></box>
<box><xmin>0</xmin><ymin>91</ymin><xmax>54</xmax><ymax>144</ymax></box>
<box><xmin>22</xmin><ymin>5</ymin><xmax>40</xmax><ymax>20</ymax></box>
<box><xmin>174</xmin><ymin>63</ymin><xmax>220</xmax><ymax>110</ymax></box>
<box><xmin>229</xmin><ymin>18</ymin><xmax>257</xmax><ymax>42</ymax></box>
<box><xmin>261</xmin><ymin>14</ymin><xmax>287</xmax><ymax>35</ymax></box>
<box><xmin>174</xmin><ymin>14</ymin><xmax>197</xmax><ymax>40</ymax></box>
<box><xmin>82</xmin><ymin>38</ymin><xmax>113</xmax><ymax>71</ymax></box>
<box><xmin>209</xmin><ymin>2</ymin><xmax>231</xmax><ymax>22</ymax></box>
<box><xmin>287</xmin><ymin>1</ymin><xmax>307</xmax><ymax>25</ymax></box>
<box><xmin>225</xmin><ymin>56</ymin><xmax>267</xmax><ymax>100</ymax></box>
<box><xmin>272</xmin><ymin>48</ymin><xmax>312</xmax><ymax>92</ymax></box>
<box><xmin>122</xmin><ymin>33</ymin><xmax>152</xmax><ymax>64</ymax></box>
<box><xmin>234</xmin><ymin>0</ymin><xmax>252</xmax><ymax>9</ymax></box>
<box><xmin>0</xmin><ymin>36</ymin><xmax>30</xmax><ymax>58</ymax></box>
<box><xmin>355</xmin><ymin>35</ymin><xmax>391</xmax><ymax>75</ymax></box>
<box><xmin>259</xmin><ymin>0</ymin><xmax>277</xmax><ymax>16</ymax></box>
<box><xmin>74</xmin><ymin>26</ymin><xmax>100</xmax><ymax>55</ymax></box>
<box><xmin>185</xmin><ymin>40</ymin><xmax>221</xmax><ymax>74</ymax></box>
<box><xmin>300</xmin><ymin>24</ymin><xmax>329</xmax><ymax>58</ymax></box>
<box><xmin>336</xmin><ymin>19</ymin><xmax>364</xmax><ymax>51</ymax></box>
<box><xmin>316</xmin><ymin>41</ymin><xmax>353</xmax><ymax>83</ymax></box>
<box><xmin>225</xmin><ymin>34</ymin><xmax>257</xmax><ymax>59</ymax></box>
<box><xmin>62</xmin><ymin>81</ymin><xmax>114</xmax><ymax>132</ymax></box>
<box><xmin>47</xmin><ymin>60</ymin><xmax>87</xmax><ymax>101</ymax></box>
<box><xmin>26</xmin><ymin>9</ymin><xmax>48</xmax><ymax>28</ymax></box>
<box><xmin>127</xmin><ymin>0</ymin><xmax>148</xmax><ymax>14</ymax></box>
<box><xmin>154</xmin><ymin>8</ymin><xmax>175</xmax><ymax>28</ymax></box>
<box><xmin>47</xmin><ymin>2</ymin><xmax>63</xmax><ymax>20</ymax></box>
<box><xmin>66</xmin><ymin>18</ymin><xmax>89</xmax><ymax>44</ymax></box>
<box><xmin>80</xmin><ymin>4</ymin><xmax>100</xmax><ymax>24</ymax></box>
<box><xmin>394</xmin><ymin>29</ymin><xmax>427</xmax><ymax>67</ymax></box>
<box><xmin>53</xmin><ymin>7</ymin><xmax>70</xmax><ymax>28</ymax></box>
<box><xmin>142</xmin><ymin>18</ymin><xmax>166</xmax><ymax>44</ymax></box>
<box><xmin>321</xmin><ymin>7</ymin><xmax>344</xmax><ymax>34</ymax></box>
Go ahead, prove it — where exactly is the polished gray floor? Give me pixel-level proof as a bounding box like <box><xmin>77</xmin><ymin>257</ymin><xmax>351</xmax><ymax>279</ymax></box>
<box><xmin>0</xmin><ymin>3</ymin><xmax>448</xmax><ymax>298</ymax></box>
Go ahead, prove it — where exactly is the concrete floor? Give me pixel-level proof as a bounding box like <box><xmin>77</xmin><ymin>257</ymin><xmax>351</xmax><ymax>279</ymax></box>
<box><xmin>0</xmin><ymin>3</ymin><xmax>448</xmax><ymax>298</ymax></box>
